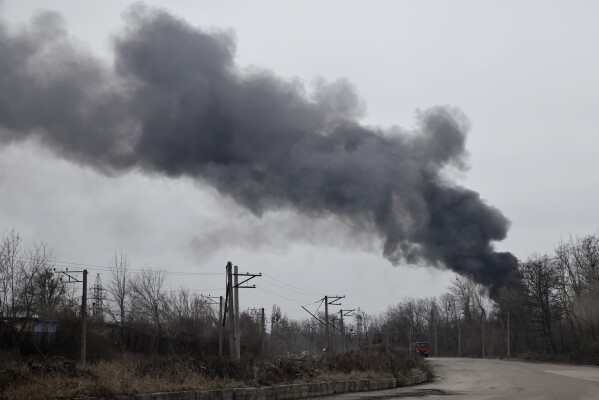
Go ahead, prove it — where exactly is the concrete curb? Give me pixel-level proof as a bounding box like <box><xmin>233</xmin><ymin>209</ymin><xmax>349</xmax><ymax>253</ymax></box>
<box><xmin>94</xmin><ymin>373</ymin><xmax>428</xmax><ymax>400</ymax></box>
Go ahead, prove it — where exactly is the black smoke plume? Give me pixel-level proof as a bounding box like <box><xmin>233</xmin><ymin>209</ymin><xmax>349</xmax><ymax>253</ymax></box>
<box><xmin>0</xmin><ymin>6</ymin><xmax>518</xmax><ymax>293</ymax></box>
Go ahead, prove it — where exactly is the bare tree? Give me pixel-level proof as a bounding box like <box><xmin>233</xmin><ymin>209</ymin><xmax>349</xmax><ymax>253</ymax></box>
<box><xmin>131</xmin><ymin>268</ymin><xmax>167</xmax><ymax>335</ymax></box>
<box><xmin>0</xmin><ymin>229</ymin><xmax>24</xmax><ymax>318</ymax></box>
<box><xmin>29</xmin><ymin>243</ymin><xmax>65</xmax><ymax>319</ymax></box>
<box><xmin>13</xmin><ymin>241</ymin><xmax>53</xmax><ymax>336</ymax></box>
<box><xmin>107</xmin><ymin>252</ymin><xmax>130</xmax><ymax>327</ymax></box>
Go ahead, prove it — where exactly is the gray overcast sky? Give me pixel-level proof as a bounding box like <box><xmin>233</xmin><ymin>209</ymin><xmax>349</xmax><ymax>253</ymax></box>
<box><xmin>1</xmin><ymin>1</ymin><xmax>598</xmax><ymax>320</ymax></box>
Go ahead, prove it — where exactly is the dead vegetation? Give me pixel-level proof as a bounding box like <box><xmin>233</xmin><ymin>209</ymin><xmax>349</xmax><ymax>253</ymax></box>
<box><xmin>0</xmin><ymin>344</ymin><xmax>427</xmax><ymax>400</ymax></box>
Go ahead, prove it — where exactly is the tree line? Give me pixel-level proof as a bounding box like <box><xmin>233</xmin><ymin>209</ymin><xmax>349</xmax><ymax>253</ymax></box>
<box><xmin>1</xmin><ymin>228</ymin><xmax>598</xmax><ymax>360</ymax></box>
<box><xmin>368</xmin><ymin>233</ymin><xmax>599</xmax><ymax>360</ymax></box>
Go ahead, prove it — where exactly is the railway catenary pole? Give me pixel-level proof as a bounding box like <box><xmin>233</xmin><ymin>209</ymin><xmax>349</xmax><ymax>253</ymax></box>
<box><xmin>53</xmin><ymin>268</ymin><xmax>88</xmax><ymax>366</ymax></box>
<box><xmin>324</xmin><ymin>296</ymin><xmax>329</xmax><ymax>352</ymax></box>
<box><xmin>507</xmin><ymin>307</ymin><xmax>511</xmax><ymax>359</ymax></box>
<box><xmin>226</xmin><ymin>262</ymin><xmax>235</xmax><ymax>360</ymax></box>
<box><xmin>234</xmin><ymin>265</ymin><xmax>240</xmax><ymax>360</ymax></box>
<box><xmin>219</xmin><ymin>296</ymin><xmax>223</xmax><ymax>357</ymax></box>
<box><xmin>230</xmin><ymin>268</ymin><xmax>260</xmax><ymax>360</ymax></box>
<box><xmin>80</xmin><ymin>269</ymin><xmax>88</xmax><ymax>366</ymax></box>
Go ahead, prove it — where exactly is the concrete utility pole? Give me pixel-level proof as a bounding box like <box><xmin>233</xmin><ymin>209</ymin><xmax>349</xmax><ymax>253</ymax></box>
<box><xmin>507</xmin><ymin>307</ymin><xmax>511</xmax><ymax>359</ymax></box>
<box><xmin>234</xmin><ymin>265</ymin><xmax>240</xmax><ymax>360</ymax></box>
<box><xmin>205</xmin><ymin>295</ymin><xmax>222</xmax><ymax>357</ymax></box>
<box><xmin>54</xmin><ymin>268</ymin><xmax>87</xmax><ymax>366</ymax></box>
<box><xmin>226</xmin><ymin>262</ymin><xmax>235</xmax><ymax>360</ymax></box>
<box><xmin>339</xmin><ymin>310</ymin><xmax>344</xmax><ymax>352</ymax></box>
<box><xmin>302</xmin><ymin>297</ymin><xmax>345</xmax><ymax>353</ymax></box>
<box><xmin>323</xmin><ymin>295</ymin><xmax>344</xmax><ymax>353</ymax></box>
<box><xmin>219</xmin><ymin>296</ymin><xmax>223</xmax><ymax>357</ymax></box>
<box><xmin>324</xmin><ymin>296</ymin><xmax>329</xmax><ymax>352</ymax></box>
<box><xmin>249</xmin><ymin>307</ymin><xmax>266</xmax><ymax>354</ymax></box>
<box><xmin>458</xmin><ymin>314</ymin><xmax>461</xmax><ymax>357</ymax></box>
<box><xmin>434</xmin><ymin>323</ymin><xmax>438</xmax><ymax>357</ymax></box>
<box><xmin>448</xmin><ymin>302</ymin><xmax>461</xmax><ymax>358</ymax></box>
<box><xmin>481</xmin><ymin>316</ymin><xmax>485</xmax><ymax>358</ymax></box>
<box><xmin>80</xmin><ymin>269</ymin><xmax>88</xmax><ymax>366</ymax></box>
<box><xmin>432</xmin><ymin>306</ymin><xmax>438</xmax><ymax>357</ymax></box>
<box><xmin>261</xmin><ymin>308</ymin><xmax>266</xmax><ymax>353</ymax></box>
<box><xmin>230</xmin><ymin>267</ymin><xmax>261</xmax><ymax>361</ymax></box>
<box><xmin>339</xmin><ymin>309</ymin><xmax>354</xmax><ymax>353</ymax></box>
<box><xmin>408</xmin><ymin>325</ymin><xmax>412</xmax><ymax>360</ymax></box>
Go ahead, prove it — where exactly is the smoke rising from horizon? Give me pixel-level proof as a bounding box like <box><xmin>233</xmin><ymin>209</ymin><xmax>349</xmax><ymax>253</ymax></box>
<box><xmin>0</xmin><ymin>6</ymin><xmax>518</xmax><ymax>293</ymax></box>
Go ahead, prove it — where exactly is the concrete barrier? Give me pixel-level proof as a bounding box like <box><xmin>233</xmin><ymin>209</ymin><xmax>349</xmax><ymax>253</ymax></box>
<box><xmin>88</xmin><ymin>372</ymin><xmax>427</xmax><ymax>400</ymax></box>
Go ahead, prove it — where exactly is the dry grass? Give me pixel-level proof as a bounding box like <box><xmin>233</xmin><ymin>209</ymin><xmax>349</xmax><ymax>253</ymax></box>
<box><xmin>0</xmin><ymin>344</ymin><xmax>427</xmax><ymax>400</ymax></box>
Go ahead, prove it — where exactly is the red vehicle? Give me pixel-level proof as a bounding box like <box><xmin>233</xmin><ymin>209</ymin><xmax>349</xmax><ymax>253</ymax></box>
<box><xmin>412</xmin><ymin>341</ymin><xmax>430</xmax><ymax>358</ymax></box>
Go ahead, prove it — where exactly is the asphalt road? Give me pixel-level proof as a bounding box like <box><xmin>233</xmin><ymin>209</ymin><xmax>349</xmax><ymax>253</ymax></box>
<box><xmin>315</xmin><ymin>358</ymin><xmax>599</xmax><ymax>399</ymax></box>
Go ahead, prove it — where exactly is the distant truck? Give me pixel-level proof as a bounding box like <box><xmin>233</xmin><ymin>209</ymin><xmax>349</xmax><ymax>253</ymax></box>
<box><xmin>412</xmin><ymin>341</ymin><xmax>430</xmax><ymax>358</ymax></box>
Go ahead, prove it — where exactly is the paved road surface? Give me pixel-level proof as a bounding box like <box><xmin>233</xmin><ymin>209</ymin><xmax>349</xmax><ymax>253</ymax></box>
<box><xmin>316</xmin><ymin>358</ymin><xmax>599</xmax><ymax>399</ymax></box>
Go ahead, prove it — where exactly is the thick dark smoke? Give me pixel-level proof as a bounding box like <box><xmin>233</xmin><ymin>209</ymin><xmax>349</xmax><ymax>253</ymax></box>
<box><xmin>0</xmin><ymin>6</ymin><xmax>518</xmax><ymax>293</ymax></box>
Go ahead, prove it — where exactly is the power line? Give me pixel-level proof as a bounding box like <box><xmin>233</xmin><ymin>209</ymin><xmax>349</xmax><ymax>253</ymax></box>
<box><xmin>260</xmin><ymin>277</ymin><xmax>320</xmax><ymax>298</ymax></box>
<box><xmin>262</xmin><ymin>274</ymin><xmax>324</xmax><ymax>296</ymax></box>
<box><xmin>162</xmin><ymin>287</ymin><xmax>225</xmax><ymax>294</ymax></box>
<box><xmin>258</xmin><ymin>286</ymin><xmax>308</xmax><ymax>305</ymax></box>
<box><xmin>15</xmin><ymin>256</ymin><xmax>221</xmax><ymax>276</ymax></box>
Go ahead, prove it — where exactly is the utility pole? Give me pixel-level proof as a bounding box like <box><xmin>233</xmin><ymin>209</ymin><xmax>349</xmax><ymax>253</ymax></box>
<box><xmin>434</xmin><ymin>323</ymin><xmax>438</xmax><ymax>357</ymax></box>
<box><xmin>324</xmin><ymin>296</ymin><xmax>329</xmax><ymax>352</ymax></box>
<box><xmin>234</xmin><ymin>265</ymin><xmax>240</xmax><ymax>361</ymax></box>
<box><xmin>339</xmin><ymin>310</ymin><xmax>344</xmax><ymax>353</ymax></box>
<box><xmin>54</xmin><ymin>268</ymin><xmax>87</xmax><ymax>366</ymax></box>
<box><xmin>507</xmin><ymin>307</ymin><xmax>511</xmax><ymax>359</ymax></box>
<box><xmin>339</xmin><ymin>309</ymin><xmax>354</xmax><ymax>353</ymax></box>
<box><xmin>432</xmin><ymin>306</ymin><xmax>438</xmax><ymax>357</ymax></box>
<box><xmin>81</xmin><ymin>270</ymin><xmax>88</xmax><ymax>366</ymax></box>
<box><xmin>408</xmin><ymin>325</ymin><xmax>412</xmax><ymax>360</ymax></box>
<box><xmin>481</xmin><ymin>313</ymin><xmax>486</xmax><ymax>358</ymax></box>
<box><xmin>231</xmin><ymin>267</ymin><xmax>261</xmax><ymax>361</ymax></box>
<box><xmin>458</xmin><ymin>314</ymin><xmax>461</xmax><ymax>357</ymax></box>
<box><xmin>449</xmin><ymin>302</ymin><xmax>461</xmax><ymax>358</ymax></box>
<box><xmin>301</xmin><ymin>301</ymin><xmax>327</xmax><ymax>352</ymax></box>
<box><xmin>249</xmin><ymin>307</ymin><xmax>265</xmax><ymax>354</ymax></box>
<box><xmin>226</xmin><ymin>262</ymin><xmax>235</xmax><ymax>360</ymax></box>
<box><xmin>323</xmin><ymin>295</ymin><xmax>344</xmax><ymax>353</ymax></box>
<box><xmin>479</xmin><ymin>305</ymin><xmax>487</xmax><ymax>358</ymax></box>
<box><xmin>219</xmin><ymin>296</ymin><xmax>223</xmax><ymax>357</ymax></box>
<box><xmin>261</xmin><ymin>307</ymin><xmax>265</xmax><ymax>353</ymax></box>
<box><xmin>205</xmin><ymin>295</ymin><xmax>223</xmax><ymax>358</ymax></box>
